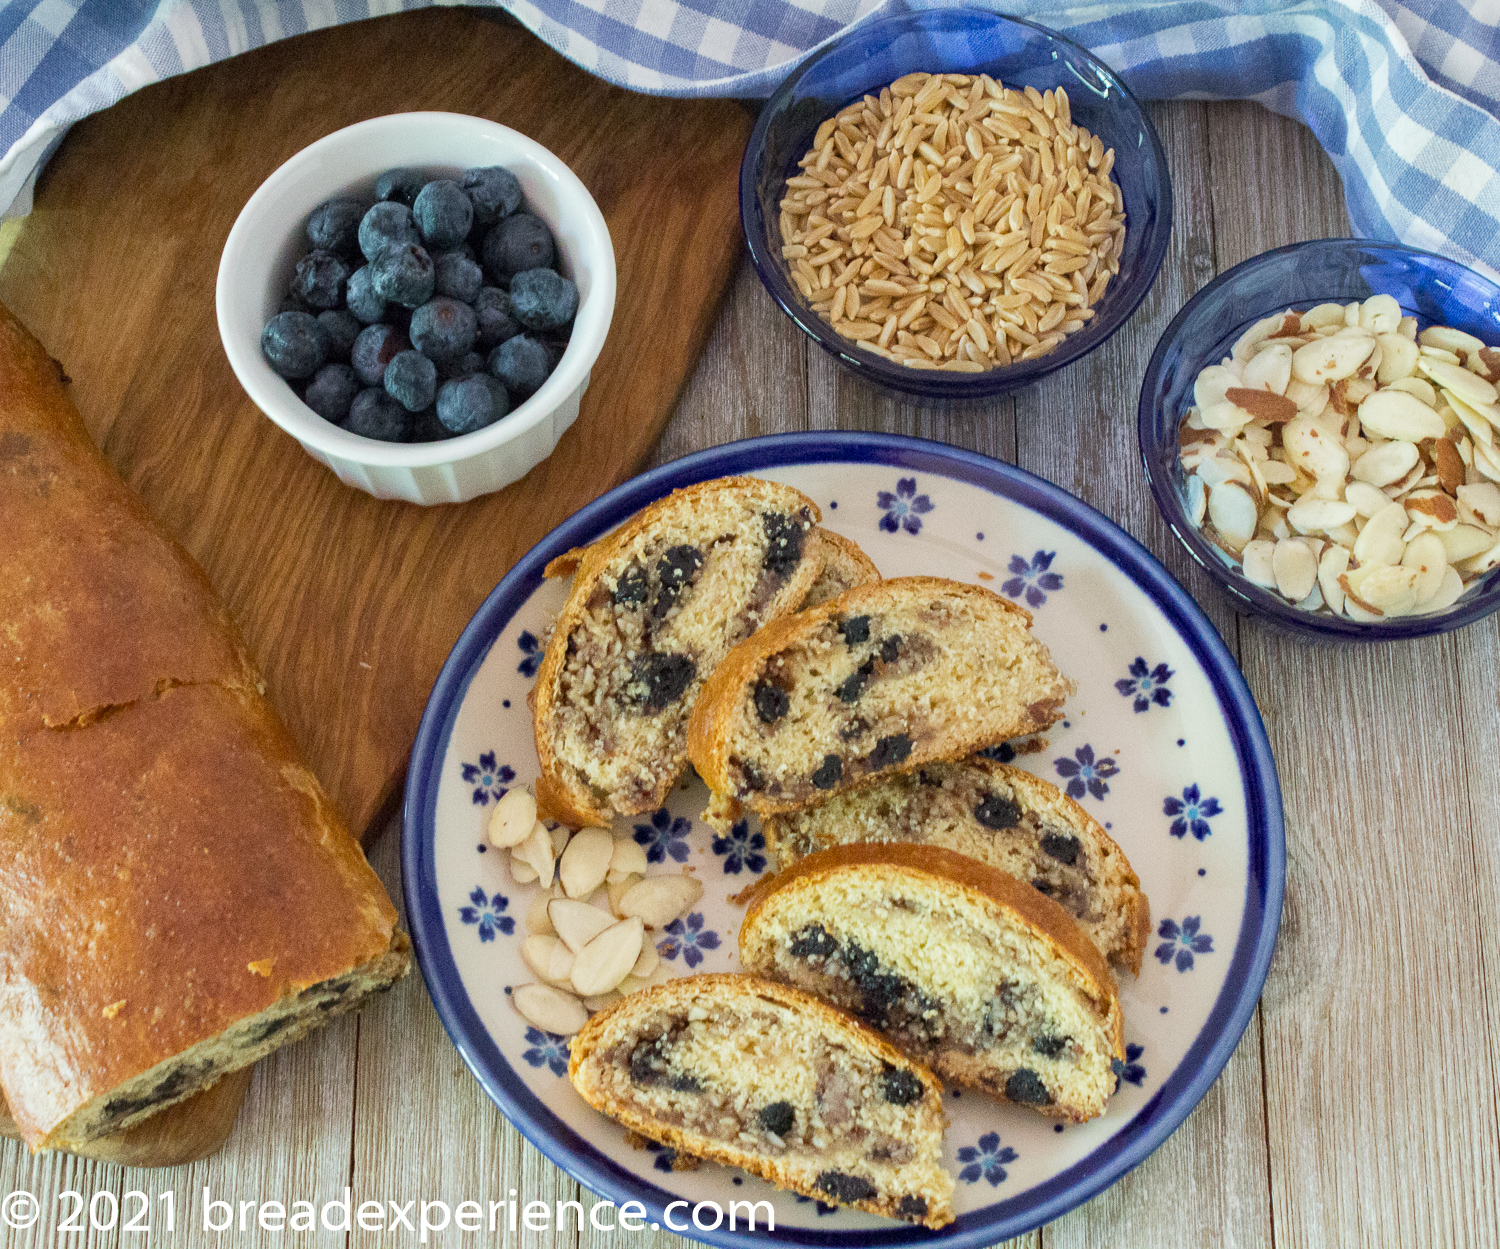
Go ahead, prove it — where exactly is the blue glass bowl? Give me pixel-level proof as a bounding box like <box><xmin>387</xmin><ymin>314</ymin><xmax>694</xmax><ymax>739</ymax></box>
<box><xmin>1139</xmin><ymin>238</ymin><xmax>1500</xmax><ymax>642</ymax></box>
<box><xmin>740</xmin><ymin>8</ymin><xmax>1172</xmax><ymax>401</ymax></box>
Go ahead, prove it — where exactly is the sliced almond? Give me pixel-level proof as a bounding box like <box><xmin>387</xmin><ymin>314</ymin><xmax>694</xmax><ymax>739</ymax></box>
<box><xmin>1420</xmin><ymin>356</ymin><xmax>1499</xmax><ymax>407</ymax></box>
<box><xmin>1352</xmin><ymin>501</ymin><xmax>1410</xmax><ymax>567</ymax></box>
<box><xmin>1286</xmin><ymin>495</ymin><xmax>1355</xmax><ymax>534</ymax></box>
<box><xmin>619</xmin><ymin>873</ymin><xmax>705</xmax><ymax>930</ymax></box>
<box><xmin>1242</xmin><ymin>343</ymin><xmax>1293</xmax><ymax>395</ymax></box>
<box><xmin>512</xmin><ymin>983</ymin><xmax>589</xmax><ymax>1037</ymax></box>
<box><xmin>1438</xmin><ymin>524</ymin><xmax>1497</xmax><ymax>563</ymax></box>
<box><xmin>1459</xmin><ymin>538</ymin><xmax>1500</xmax><ymax>577</ymax></box>
<box><xmin>1357</xmin><ymin>390</ymin><xmax>1447</xmax><ymax>442</ymax></box>
<box><xmin>1401</xmin><ymin>533</ymin><xmax>1448</xmax><ymax>605</ymax></box>
<box><xmin>1193</xmin><ymin>363</ymin><xmax>1241</xmax><ymax>410</ymax></box>
<box><xmin>1387</xmin><ymin>375</ymin><xmax>1437</xmax><ymax>406</ymax></box>
<box><xmin>559</xmin><ymin>828</ymin><xmax>614</xmax><ymax>900</ymax></box>
<box><xmin>547</xmin><ymin>939</ymin><xmax>577</xmax><ymax>984</ymax></box>
<box><xmin>1272</xmin><ymin>538</ymin><xmax>1318</xmax><ymax>602</ymax></box>
<box><xmin>1206</xmin><ymin>481</ymin><xmax>1259</xmax><ymax>551</ymax></box>
<box><xmin>1432</xmin><ymin>438</ymin><xmax>1465</xmax><ymax>493</ymax></box>
<box><xmin>549</xmin><ymin>823</ymin><xmax>572</xmax><ymax>857</ymax></box>
<box><xmin>1419</xmin><ymin>325</ymin><xmax>1486</xmax><ymax>358</ymax></box>
<box><xmin>1241</xmin><ymin>539</ymin><xmax>1277</xmax><ymax>588</ymax></box>
<box><xmin>607</xmin><ymin>838</ymin><xmax>650</xmax><ymax>883</ymax></box>
<box><xmin>1456</xmin><ymin>482</ymin><xmax>1500</xmax><ymax>529</ymax></box>
<box><xmin>1226</xmin><ymin>387</ymin><xmax>1296</xmax><ymax>422</ymax></box>
<box><xmin>1415</xmin><ymin>565</ymin><xmax>1465</xmax><ymax>614</ymax></box>
<box><xmin>549</xmin><ymin>897</ymin><xmax>616</xmax><ymax>953</ymax></box>
<box><xmin>632</xmin><ymin>940</ymin><xmax>660</xmax><ymax>978</ymax></box>
<box><xmin>509</xmin><ymin>854</ymin><xmax>538</xmax><ymax>885</ymax></box>
<box><xmin>582</xmin><ymin>991</ymin><xmax>623</xmax><ymax>1013</ymax></box>
<box><xmin>1358</xmin><ymin>564</ymin><xmax>1420</xmax><ymax>616</ymax></box>
<box><xmin>1283</xmin><ymin>415</ymin><xmax>1349</xmax><ymax>481</ymax></box>
<box><xmin>1291</xmin><ymin>328</ymin><xmax>1373</xmax><ymax>384</ymax></box>
<box><xmin>1351</xmin><ymin>440</ymin><xmax>1420</xmax><ymax>487</ymax></box>
<box><xmin>521</xmin><ymin>935</ymin><xmax>562</xmax><ymax>982</ymax></box>
<box><xmin>1318</xmin><ymin>543</ymin><xmax>1351</xmax><ymax>615</ymax></box>
<box><xmin>608</xmin><ymin>873</ymin><xmax>642</xmax><ymax>918</ymax></box>
<box><xmin>1375</xmin><ymin>332</ymin><xmax>1419</xmax><ymax>383</ymax></box>
<box><xmin>1473</xmin><ymin>346</ymin><xmax>1500</xmax><ymax>384</ymax></box>
<box><xmin>1345</xmin><ymin>481</ymin><xmax>1392</xmax><ymax>518</ymax></box>
<box><xmin>488</xmin><ymin>787</ymin><xmax>538</xmax><ymax>849</ymax></box>
<box><xmin>525</xmin><ymin>885</ymin><xmax>559</xmax><ymax>936</ymax></box>
<box><xmin>1359</xmin><ymin>294</ymin><xmax>1401</xmax><ymax>334</ymax></box>
<box><xmin>1403</xmin><ymin>489</ymin><xmax>1459</xmax><ymax>532</ymax></box>
<box><xmin>516</xmin><ymin>821</ymin><xmax>556</xmax><ymax>889</ymax></box>
<box><xmin>571</xmin><ymin>917</ymin><xmax>645</xmax><ymax>997</ymax></box>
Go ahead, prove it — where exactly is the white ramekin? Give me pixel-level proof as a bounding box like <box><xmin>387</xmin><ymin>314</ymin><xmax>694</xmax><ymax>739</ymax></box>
<box><xmin>216</xmin><ymin>112</ymin><xmax>616</xmax><ymax>505</ymax></box>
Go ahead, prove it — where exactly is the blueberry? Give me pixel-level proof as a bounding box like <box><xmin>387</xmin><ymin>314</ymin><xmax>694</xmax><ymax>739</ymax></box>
<box><xmin>277</xmin><ymin>293</ymin><xmax>310</xmax><ymax>316</ymax></box>
<box><xmin>754</xmin><ymin>682</ymin><xmax>789</xmax><ymax>724</ymax></box>
<box><xmin>316</xmin><ymin>310</ymin><xmax>361</xmax><ymax>361</ymax></box>
<box><xmin>1004</xmin><ymin>1069</ymin><xmax>1053</xmax><ymax>1106</ymax></box>
<box><xmin>473</xmin><ymin>287</ymin><xmax>522</xmax><ymax>349</ymax></box>
<box><xmin>358</xmin><ymin>201</ymin><xmax>418</xmax><ymax>263</ymax></box>
<box><xmin>815</xmin><ymin>1172</ymin><xmax>876</xmax><ymax>1204</ymax></box>
<box><xmin>433</xmin><ymin>250</ymin><xmax>484</xmax><ymax>302</ymax></box>
<box><xmin>482</xmin><ymin>213</ymin><xmax>555</xmax><ymax>283</ymax></box>
<box><xmin>404</xmin><ymin>405</ymin><xmax>453</xmax><ymax>443</ymax></box>
<box><xmin>260</xmin><ymin>310</ymin><xmax>328</xmax><ymax>380</ymax></box>
<box><xmin>1033</xmin><ymin>1035</ymin><xmax>1068</xmax><ymax>1058</ymax></box>
<box><xmin>439</xmin><ymin>350</ymin><xmax>486</xmax><ymax>381</ymax></box>
<box><xmin>614</xmin><ymin>565</ymin><xmax>648</xmax><ymax>605</ymax></box>
<box><xmin>292</xmin><ymin>250</ymin><xmax>349</xmax><ymax>310</ymax></box>
<box><xmin>897</xmin><ymin>1197</ymin><xmax>928</xmax><ymax>1221</ymax></box>
<box><xmin>461</xmin><ymin>166</ymin><xmax>523</xmax><ymax>225</ymax></box>
<box><xmin>974</xmin><ymin>794</ymin><xmax>1022</xmax><ymax>830</ymax></box>
<box><xmin>881</xmin><ymin>1067</ymin><xmax>924</xmax><ymax>1106</ymax></box>
<box><xmin>383</xmin><ymin>349</ymin><xmax>437</xmax><ymax>412</ymax></box>
<box><xmin>762</xmin><ymin>510</ymin><xmax>808</xmax><ymax>577</ymax></box>
<box><xmin>413</xmin><ymin>180</ymin><xmax>473</xmax><ymax>251</ymax></box>
<box><xmin>789</xmin><ymin>924</ymin><xmax>837</xmax><ymax>959</ymax></box>
<box><xmin>345</xmin><ymin>265</ymin><xmax>387</xmax><ymax>324</ymax></box>
<box><xmin>868</xmin><ymin>734</ymin><xmax>912</xmax><ymax>769</ymax></box>
<box><xmin>410</xmin><ymin>297</ymin><xmax>477</xmax><ymax>360</ymax></box>
<box><xmin>812</xmin><ymin>755</ymin><xmax>843</xmax><ymax>789</ymax></box>
<box><xmin>350</xmin><ymin>323</ymin><xmax>411</xmax><ymax>387</ymax></box>
<box><xmin>757</xmin><ymin>1102</ymin><xmax>794</xmax><ymax>1136</ymax></box>
<box><xmin>306</xmin><ymin>198</ymin><xmax>367</xmax><ymax>257</ymax></box>
<box><xmin>839</xmin><ymin>615</ymin><xmax>871</xmax><ymax>645</ymax></box>
<box><xmin>370</xmin><ymin>242</ymin><xmax>435</xmax><ymax>309</ymax></box>
<box><xmin>488</xmin><ymin>334</ymin><xmax>551</xmax><ymax>396</ymax></box>
<box><xmin>1041</xmin><ymin>833</ymin><xmax>1081</xmax><ymax>865</ymax></box>
<box><xmin>374</xmin><ymin>168</ymin><xmax>427</xmax><ymax>207</ymax></box>
<box><xmin>436</xmin><ymin>374</ymin><xmax>509</xmax><ymax>434</ymax></box>
<box><xmin>303</xmin><ymin>363</ymin><xmax>359</xmax><ymax>422</ymax></box>
<box><xmin>508</xmin><ymin>267</ymin><xmax>579</xmax><ymax>332</ymax></box>
<box><xmin>837</xmin><ymin>661</ymin><xmax>872</xmax><ymax>704</ymax></box>
<box><xmin>627</xmin><ymin>653</ymin><xmax>696</xmax><ymax>713</ymax></box>
<box><xmin>880</xmin><ymin>635</ymin><xmax>901</xmax><ymax>663</ymax></box>
<box><xmin>342</xmin><ymin>387</ymin><xmax>408</xmax><ymax>441</ymax></box>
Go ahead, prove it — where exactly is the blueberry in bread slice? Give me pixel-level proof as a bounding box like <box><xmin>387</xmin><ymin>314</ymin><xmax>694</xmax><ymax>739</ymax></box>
<box><xmin>800</xmin><ymin>529</ymin><xmax>880</xmax><ymax>608</ymax></box>
<box><xmin>531</xmin><ymin>477</ymin><xmax>824</xmax><ymax>827</ymax></box>
<box><xmin>687</xmin><ymin>577</ymin><xmax>1072</xmax><ymax>823</ymax></box>
<box><xmin>740</xmin><ymin>844</ymin><xmax>1125</xmax><ymax>1121</ymax></box>
<box><xmin>762</xmin><ymin>757</ymin><xmax>1150</xmax><ymax>974</ymax></box>
<box><xmin>568</xmin><ymin>973</ymin><xmax>955</xmax><ymax>1227</ymax></box>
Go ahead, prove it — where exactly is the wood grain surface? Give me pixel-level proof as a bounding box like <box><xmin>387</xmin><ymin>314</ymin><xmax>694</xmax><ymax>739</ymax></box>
<box><xmin>0</xmin><ymin>7</ymin><xmax>752</xmax><ymax>843</ymax></box>
<box><xmin>2</xmin><ymin>84</ymin><xmax>1497</xmax><ymax>1249</ymax></box>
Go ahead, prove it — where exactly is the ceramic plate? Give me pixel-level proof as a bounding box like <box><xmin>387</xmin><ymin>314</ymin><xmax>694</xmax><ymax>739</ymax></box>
<box><xmin>403</xmin><ymin>433</ymin><xmax>1284</xmax><ymax>1247</ymax></box>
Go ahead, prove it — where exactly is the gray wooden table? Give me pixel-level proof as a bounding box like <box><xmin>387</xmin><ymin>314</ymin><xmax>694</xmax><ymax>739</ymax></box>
<box><xmin>3</xmin><ymin>98</ymin><xmax>1497</xmax><ymax>1248</ymax></box>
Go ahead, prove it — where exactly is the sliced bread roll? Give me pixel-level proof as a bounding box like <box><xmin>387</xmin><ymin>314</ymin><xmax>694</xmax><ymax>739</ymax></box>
<box><xmin>739</xmin><ymin>845</ymin><xmax>1124</xmax><ymax>1122</ymax></box>
<box><xmin>762</xmin><ymin>758</ymin><xmax>1149</xmax><ymax>974</ymax></box>
<box><xmin>568</xmin><ymin>974</ymin><xmax>954</xmax><ymax>1227</ymax></box>
<box><xmin>531</xmin><ymin>477</ymin><xmax>824</xmax><ymax>827</ymax></box>
<box><xmin>687</xmin><ymin>577</ymin><xmax>1072</xmax><ymax>822</ymax></box>
<box><xmin>800</xmin><ymin>530</ymin><xmax>880</xmax><ymax>607</ymax></box>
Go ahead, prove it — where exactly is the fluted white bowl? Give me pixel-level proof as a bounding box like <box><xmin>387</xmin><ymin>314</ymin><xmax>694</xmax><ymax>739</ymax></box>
<box><xmin>217</xmin><ymin>112</ymin><xmax>615</xmax><ymax>505</ymax></box>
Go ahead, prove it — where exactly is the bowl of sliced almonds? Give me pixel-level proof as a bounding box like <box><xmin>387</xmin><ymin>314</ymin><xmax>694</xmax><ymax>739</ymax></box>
<box><xmin>1140</xmin><ymin>238</ymin><xmax>1500</xmax><ymax>641</ymax></box>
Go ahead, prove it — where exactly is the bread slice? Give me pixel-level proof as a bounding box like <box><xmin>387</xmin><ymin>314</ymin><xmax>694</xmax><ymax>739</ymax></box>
<box><xmin>800</xmin><ymin>530</ymin><xmax>879</xmax><ymax>607</ymax></box>
<box><xmin>762</xmin><ymin>757</ymin><xmax>1149</xmax><ymax>974</ymax></box>
<box><xmin>740</xmin><ymin>845</ymin><xmax>1124</xmax><ymax>1122</ymax></box>
<box><xmin>531</xmin><ymin>477</ymin><xmax>825</xmax><ymax>827</ymax></box>
<box><xmin>569</xmin><ymin>974</ymin><xmax>954</xmax><ymax>1227</ymax></box>
<box><xmin>687</xmin><ymin>577</ymin><xmax>1073</xmax><ymax>823</ymax></box>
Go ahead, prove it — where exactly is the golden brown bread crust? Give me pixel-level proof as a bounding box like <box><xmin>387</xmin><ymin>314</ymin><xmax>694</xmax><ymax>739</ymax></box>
<box><xmin>568</xmin><ymin>973</ymin><xmax>953</xmax><ymax>1228</ymax></box>
<box><xmin>686</xmin><ymin>577</ymin><xmax>1070</xmax><ymax>815</ymax></box>
<box><xmin>0</xmin><ymin>301</ymin><xmax>408</xmax><ymax>1152</ymax></box>
<box><xmin>0</xmin><ymin>1071</ymin><xmax>251</xmax><ymax>1167</ymax></box>
<box><xmin>800</xmin><ymin>530</ymin><xmax>880</xmax><ymax>607</ymax></box>
<box><xmin>761</xmin><ymin>756</ymin><xmax>1150</xmax><ymax>975</ymax></box>
<box><xmin>0</xmin><ymin>305</ymin><xmax>260</xmax><ymax>731</ymax></box>
<box><xmin>531</xmin><ymin>477</ymin><xmax>823</xmax><ymax>827</ymax></box>
<box><xmin>741</xmin><ymin>843</ymin><xmax>1118</xmax><ymax>1013</ymax></box>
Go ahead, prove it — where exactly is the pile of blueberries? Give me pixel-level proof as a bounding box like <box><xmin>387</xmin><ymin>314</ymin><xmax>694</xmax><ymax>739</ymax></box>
<box><xmin>259</xmin><ymin>165</ymin><xmax>578</xmax><ymax>441</ymax></box>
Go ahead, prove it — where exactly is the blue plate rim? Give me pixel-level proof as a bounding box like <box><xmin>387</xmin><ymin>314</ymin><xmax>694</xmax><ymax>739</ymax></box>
<box><xmin>402</xmin><ymin>431</ymin><xmax>1286</xmax><ymax>1247</ymax></box>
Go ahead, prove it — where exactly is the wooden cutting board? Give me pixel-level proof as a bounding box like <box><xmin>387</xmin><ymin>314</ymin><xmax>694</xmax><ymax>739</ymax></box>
<box><xmin>0</xmin><ymin>8</ymin><xmax>752</xmax><ymax>842</ymax></box>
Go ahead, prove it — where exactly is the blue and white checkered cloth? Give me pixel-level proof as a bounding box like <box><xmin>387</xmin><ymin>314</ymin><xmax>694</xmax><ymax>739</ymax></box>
<box><xmin>2</xmin><ymin>1</ymin><xmax>1498</xmax><ymax>282</ymax></box>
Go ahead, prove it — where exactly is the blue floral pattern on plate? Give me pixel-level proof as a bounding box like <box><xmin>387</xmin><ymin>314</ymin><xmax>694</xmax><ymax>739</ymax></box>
<box><xmin>1156</xmin><ymin>916</ymin><xmax>1214</xmax><ymax>971</ymax></box>
<box><xmin>957</xmin><ymin>1132</ymin><xmax>1019</xmax><ymax>1186</ymax></box>
<box><xmin>643</xmin><ymin>1140</ymin><xmax>681</xmax><ymax>1172</ymax></box>
<box><xmin>633</xmin><ymin>809</ymin><xmax>692</xmax><ymax>864</ymax></box>
<box><xmin>1054</xmin><ymin>744</ymin><xmax>1119</xmax><ymax>800</ymax></box>
<box><xmin>520</xmin><ymin>1028</ymin><xmax>570</xmax><ymax>1077</ymax></box>
<box><xmin>1165</xmin><ymin>784</ymin><xmax>1223</xmax><ymax>840</ymax></box>
<box><xmin>711</xmin><ymin>820</ymin><xmax>767</xmax><ymax>875</ymax></box>
<box><xmin>1116</xmin><ymin>657</ymin><xmax>1174</xmax><ymax>712</ymax></box>
<box><xmin>458</xmin><ymin>887</ymin><xmax>513</xmax><ymax>941</ymax></box>
<box><xmin>1002</xmin><ymin>550</ymin><xmax>1063</xmax><ymax>608</ymax></box>
<box><xmin>657</xmin><ymin>912</ymin><xmax>720</xmax><ymax>968</ymax></box>
<box><xmin>793</xmin><ymin>1195</ymin><xmax>840</xmax><ymax>1217</ymax></box>
<box><xmin>517</xmin><ymin>630</ymin><xmax>543</xmax><ymax>678</ymax></box>
<box><xmin>877</xmin><ymin>477</ymin><xmax>933</xmax><ymax>534</ymax></box>
<box><xmin>461</xmin><ymin>751</ymin><xmax>515</xmax><ymax>805</ymax></box>
<box><xmin>1117</xmin><ymin>1043</ymin><xmax>1146</xmax><ymax>1087</ymax></box>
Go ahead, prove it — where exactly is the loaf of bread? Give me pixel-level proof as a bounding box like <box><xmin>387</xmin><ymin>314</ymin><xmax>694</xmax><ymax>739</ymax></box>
<box><xmin>568</xmin><ymin>974</ymin><xmax>954</xmax><ymax>1226</ymax></box>
<box><xmin>800</xmin><ymin>529</ymin><xmax>879</xmax><ymax>607</ymax></box>
<box><xmin>740</xmin><ymin>844</ymin><xmax>1124</xmax><ymax>1122</ymax></box>
<box><xmin>762</xmin><ymin>757</ymin><xmax>1149</xmax><ymax>973</ymax></box>
<box><xmin>687</xmin><ymin>577</ymin><xmax>1073</xmax><ymax>824</ymax></box>
<box><xmin>0</xmin><ymin>302</ymin><xmax>409</xmax><ymax>1153</ymax></box>
<box><xmin>531</xmin><ymin>476</ymin><xmax>825</xmax><ymax>827</ymax></box>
